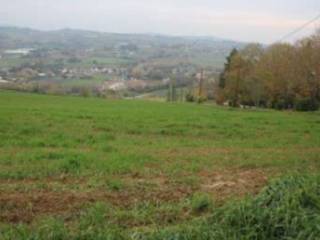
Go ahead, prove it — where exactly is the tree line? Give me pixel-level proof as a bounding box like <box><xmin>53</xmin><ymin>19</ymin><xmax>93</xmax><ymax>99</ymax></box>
<box><xmin>217</xmin><ymin>30</ymin><xmax>320</xmax><ymax>111</ymax></box>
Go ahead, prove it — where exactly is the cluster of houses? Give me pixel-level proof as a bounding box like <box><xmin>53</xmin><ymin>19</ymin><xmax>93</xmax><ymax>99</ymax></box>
<box><xmin>0</xmin><ymin>76</ymin><xmax>8</xmax><ymax>84</ymax></box>
<box><xmin>0</xmin><ymin>64</ymin><xmax>128</xmax><ymax>83</ymax></box>
<box><xmin>60</xmin><ymin>67</ymin><xmax>127</xmax><ymax>79</ymax></box>
<box><xmin>99</xmin><ymin>79</ymin><xmax>148</xmax><ymax>92</ymax></box>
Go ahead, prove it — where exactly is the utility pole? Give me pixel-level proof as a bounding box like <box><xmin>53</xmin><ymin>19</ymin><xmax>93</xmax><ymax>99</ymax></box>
<box><xmin>180</xmin><ymin>88</ymin><xmax>184</xmax><ymax>102</ymax></box>
<box><xmin>198</xmin><ymin>68</ymin><xmax>204</xmax><ymax>98</ymax></box>
<box><xmin>167</xmin><ymin>77</ymin><xmax>177</xmax><ymax>102</ymax></box>
<box><xmin>167</xmin><ymin>79</ymin><xmax>172</xmax><ymax>102</ymax></box>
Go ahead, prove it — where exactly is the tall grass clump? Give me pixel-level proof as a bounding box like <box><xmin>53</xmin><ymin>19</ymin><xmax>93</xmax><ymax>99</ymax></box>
<box><xmin>212</xmin><ymin>175</ymin><xmax>320</xmax><ymax>239</ymax></box>
<box><xmin>147</xmin><ymin>174</ymin><xmax>320</xmax><ymax>240</ymax></box>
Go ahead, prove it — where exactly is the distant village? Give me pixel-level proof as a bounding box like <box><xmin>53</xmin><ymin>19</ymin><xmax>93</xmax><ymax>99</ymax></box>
<box><xmin>0</xmin><ymin>44</ymin><xmax>220</xmax><ymax>99</ymax></box>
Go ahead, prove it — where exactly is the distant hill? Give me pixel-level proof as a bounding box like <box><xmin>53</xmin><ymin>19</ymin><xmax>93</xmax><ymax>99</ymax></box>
<box><xmin>0</xmin><ymin>26</ymin><xmax>245</xmax><ymax>68</ymax></box>
<box><xmin>0</xmin><ymin>26</ymin><xmax>243</xmax><ymax>48</ymax></box>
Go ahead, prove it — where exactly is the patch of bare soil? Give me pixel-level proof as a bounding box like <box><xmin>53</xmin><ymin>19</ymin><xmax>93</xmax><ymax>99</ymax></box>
<box><xmin>0</xmin><ymin>179</ymin><xmax>191</xmax><ymax>223</ymax></box>
<box><xmin>199</xmin><ymin>169</ymin><xmax>268</xmax><ymax>201</ymax></box>
<box><xmin>0</xmin><ymin>169</ymin><xmax>268</xmax><ymax>224</ymax></box>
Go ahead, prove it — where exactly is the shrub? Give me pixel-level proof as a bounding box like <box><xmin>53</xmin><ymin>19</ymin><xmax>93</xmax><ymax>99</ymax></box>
<box><xmin>185</xmin><ymin>92</ymin><xmax>195</xmax><ymax>102</ymax></box>
<box><xmin>214</xmin><ymin>175</ymin><xmax>320</xmax><ymax>239</ymax></box>
<box><xmin>106</xmin><ymin>179</ymin><xmax>123</xmax><ymax>191</ymax></box>
<box><xmin>191</xmin><ymin>193</ymin><xmax>213</xmax><ymax>213</ymax></box>
<box><xmin>294</xmin><ymin>97</ymin><xmax>319</xmax><ymax>111</ymax></box>
<box><xmin>80</xmin><ymin>87</ymin><xmax>91</xmax><ymax>98</ymax></box>
<box><xmin>197</xmin><ymin>96</ymin><xmax>207</xmax><ymax>104</ymax></box>
<box><xmin>60</xmin><ymin>158</ymin><xmax>82</xmax><ymax>174</ymax></box>
<box><xmin>272</xmin><ymin>99</ymin><xmax>288</xmax><ymax>110</ymax></box>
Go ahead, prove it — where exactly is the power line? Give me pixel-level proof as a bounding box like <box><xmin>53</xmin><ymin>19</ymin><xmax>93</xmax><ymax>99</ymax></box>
<box><xmin>277</xmin><ymin>13</ymin><xmax>320</xmax><ymax>42</ymax></box>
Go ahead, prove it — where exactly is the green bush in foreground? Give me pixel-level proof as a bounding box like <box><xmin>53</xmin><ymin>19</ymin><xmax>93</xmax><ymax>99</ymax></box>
<box><xmin>191</xmin><ymin>192</ymin><xmax>213</xmax><ymax>213</ymax></box>
<box><xmin>210</xmin><ymin>175</ymin><xmax>320</xmax><ymax>240</ymax></box>
<box><xmin>1</xmin><ymin>175</ymin><xmax>319</xmax><ymax>240</ymax></box>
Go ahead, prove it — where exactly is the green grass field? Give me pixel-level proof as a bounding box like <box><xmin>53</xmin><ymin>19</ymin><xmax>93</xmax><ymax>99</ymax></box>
<box><xmin>0</xmin><ymin>56</ymin><xmax>29</xmax><ymax>69</ymax></box>
<box><xmin>69</xmin><ymin>57</ymin><xmax>134</xmax><ymax>68</ymax></box>
<box><xmin>0</xmin><ymin>91</ymin><xmax>320</xmax><ymax>239</ymax></box>
<box><xmin>58</xmin><ymin>75</ymin><xmax>108</xmax><ymax>88</ymax></box>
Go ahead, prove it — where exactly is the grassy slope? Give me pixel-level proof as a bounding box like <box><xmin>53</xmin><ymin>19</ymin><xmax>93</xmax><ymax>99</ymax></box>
<box><xmin>1</xmin><ymin>91</ymin><xmax>319</xmax><ymax>178</ymax></box>
<box><xmin>0</xmin><ymin>91</ymin><xmax>320</xmax><ymax>239</ymax></box>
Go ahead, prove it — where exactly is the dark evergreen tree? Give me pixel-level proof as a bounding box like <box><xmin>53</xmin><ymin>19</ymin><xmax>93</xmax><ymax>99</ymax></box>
<box><xmin>219</xmin><ymin>48</ymin><xmax>238</xmax><ymax>89</ymax></box>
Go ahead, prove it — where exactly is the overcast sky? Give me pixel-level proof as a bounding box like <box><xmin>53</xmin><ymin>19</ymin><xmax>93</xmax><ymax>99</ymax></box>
<box><xmin>0</xmin><ymin>0</ymin><xmax>319</xmax><ymax>43</ymax></box>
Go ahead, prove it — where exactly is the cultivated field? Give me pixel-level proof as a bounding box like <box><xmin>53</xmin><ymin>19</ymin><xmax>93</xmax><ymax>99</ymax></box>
<box><xmin>0</xmin><ymin>91</ymin><xmax>320</xmax><ymax>239</ymax></box>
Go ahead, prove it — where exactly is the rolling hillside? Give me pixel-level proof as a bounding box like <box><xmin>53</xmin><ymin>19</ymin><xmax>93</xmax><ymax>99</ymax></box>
<box><xmin>0</xmin><ymin>91</ymin><xmax>319</xmax><ymax>239</ymax></box>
